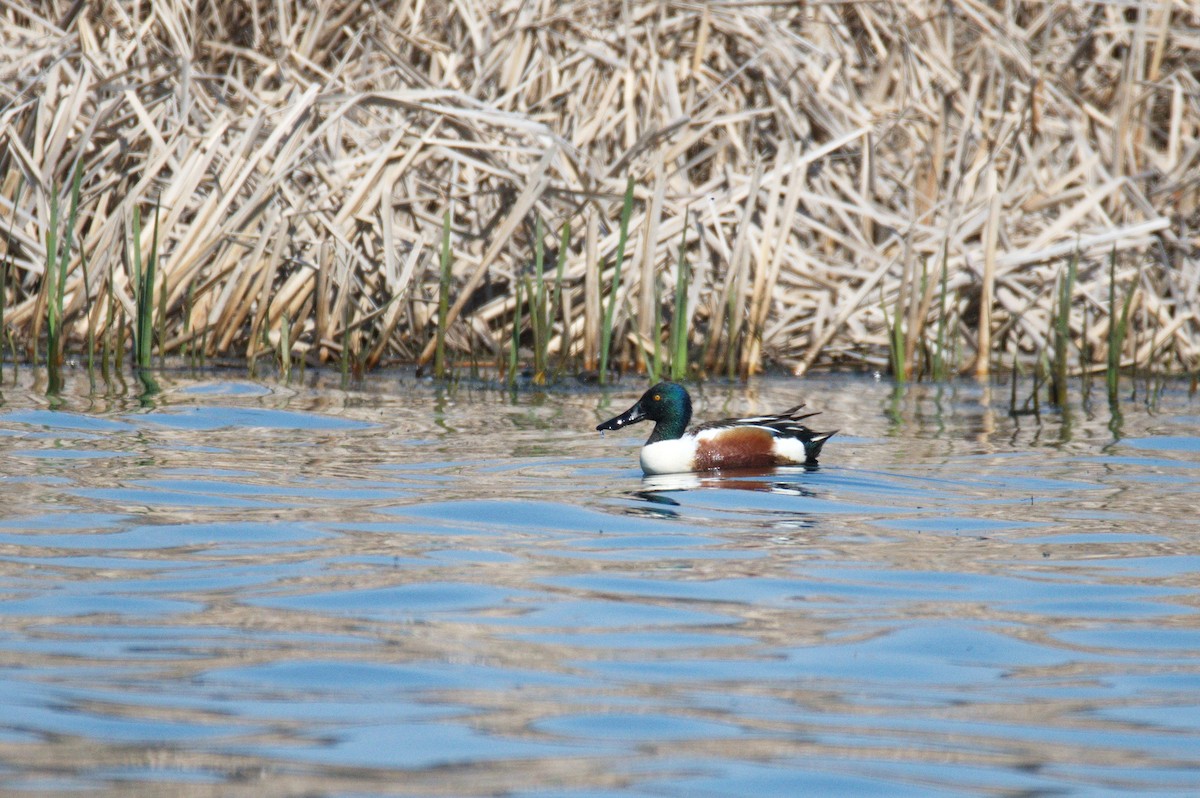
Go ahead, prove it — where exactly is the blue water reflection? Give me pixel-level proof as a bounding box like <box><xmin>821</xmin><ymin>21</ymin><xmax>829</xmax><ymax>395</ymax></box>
<box><xmin>0</xmin><ymin>373</ymin><xmax>1197</xmax><ymax>795</ymax></box>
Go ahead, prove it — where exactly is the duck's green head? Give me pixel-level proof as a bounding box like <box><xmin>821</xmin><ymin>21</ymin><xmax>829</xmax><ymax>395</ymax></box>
<box><xmin>596</xmin><ymin>382</ymin><xmax>693</xmax><ymax>443</ymax></box>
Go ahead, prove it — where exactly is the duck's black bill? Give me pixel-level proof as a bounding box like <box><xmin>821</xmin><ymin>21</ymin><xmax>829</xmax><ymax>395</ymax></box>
<box><xmin>596</xmin><ymin>401</ymin><xmax>646</xmax><ymax>432</ymax></box>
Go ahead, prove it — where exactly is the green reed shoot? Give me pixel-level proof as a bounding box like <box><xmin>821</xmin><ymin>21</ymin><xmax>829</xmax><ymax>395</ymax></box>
<box><xmin>43</xmin><ymin>192</ymin><xmax>58</xmax><ymax>374</ymax></box>
<box><xmin>2</xmin><ymin>178</ymin><xmax>23</xmax><ymax>364</ymax></box>
<box><xmin>434</xmin><ymin>209</ymin><xmax>452</xmax><ymax>379</ymax></box>
<box><xmin>931</xmin><ymin>256</ymin><xmax>949</xmax><ymax>381</ymax></box>
<box><xmin>649</xmin><ymin>273</ymin><xmax>663</xmax><ymax>381</ymax></box>
<box><xmin>599</xmin><ymin>176</ymin><xmax>635</xmax><ymax>385</ymax></box>
<box><xmin>279</xmin><ymin>312</ymin><xmax>292</xmax><ymax>381</ymax></box>
<box><xmin>1106</xmin><ymin>248</ymin><xmax>1118</xmax><ymax>397</ymax></box>
<box><xmin>1052</xmin><ymin>252</ymin><xmax>1078</xmax><ymax>407</ymax></box>
<box><xmin>1</xmin><ymin>245</ymin><xmax>7</xmax><ymax>358</ymax></box>
<box><xmin>532</xmin><ymin>215</ymin><xmax>548</xmax><ymax>384</ymax></box>
<box><xmin>1034</xmin><ymin>346</ymin><xmax>1048</xmax><ymax>416</ymax></box>
<box><xmin>131</xmin><ymin>200</ymin><xmax>160</xmax><ymax>372</ymax></box>
<box><xmin>892</xmin><ymin>307</ymin><xmax>906</xmax><ymax>383</ymax></box>
<box><xmin>882</xmin><ymin>289</ymin><xmax>905</xmax><ymax>384</ymax></box>
<box><xmin>524</xmin><ymin>274</ymin><xmax>539</xmax><ymax>380</ymax></box>
<box><xmin>723</xmin><ymin>275</ymin><xmax>737</xmax><ymax>380</ymax></box>
<box><xmin>669</xmin><ymin>216</ymin><xmax>690</xmax><ymax>381</ymax></box>
<box><xmin>1009</xmin><ymin>351</ymin><xmax>1018</xmax><ymax>416</ymax></box>
<box><xmin>507</xmin><ymin>275</ymin><xmax>521</xmax><ymax>388</ymax></box>
<box><xmin>130</xmin><ymin>209</ymin><xmax>141</xmax><ymax>362</ymax></box>
<box><xmin>1079</xmin><ymin>300</ymin><xmax>1091</xmax><ymax>404</ymax></box>
<box><xmin>68</xmin><ymin>184</ymin><xmax>90</xmax><ymax>381</ymax></box>
<box><xmin>339</xmin><ymin>294</ymin><xmax>353</xmax><ymax>384</ymax></box>
<box><xmin>45</xmin><ymin>163</ymin><xmax>84</xmax><ymax>391</ymax></box>
<box><xmin>340</xmin><ymin>322</ymin><xmax>350</xmax><ymax>383</ymax></box>
<box><xmin>101</xmin><ymin>260</ymin><xmax>114</xmax><ymax>381</ymax></box>
<box><xmin>553</xmin><ymin>220</ymin><xmax>569</xmax><ymax>376</ymax></box>
<box><xmin>157</xmin><ymin>265</ymin><xmax>168</xmax><ymax>368</ymax></box>
<box><xmin>183</xmin><ymin>278</ymin><xmax>195</xmax><ymax>367</ymax></box>
<box><xmin>116</xmin><ymin>311</ymin><xmax>126</xmax><ymax>372</ymax></box>
<box><xmin>1106</xmin><ymin>248</ymin><xmax>1134</xmax><ymax>401</ymax></box>
<box><xmin>81</xmin><ymin>247</ymin><xmax>95</xmax><ymax>388</ymax></box>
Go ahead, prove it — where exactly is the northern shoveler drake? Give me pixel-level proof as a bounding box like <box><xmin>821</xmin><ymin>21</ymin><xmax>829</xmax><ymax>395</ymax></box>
<box><xmin>596</xmin><ymin>381</ymin><xmax>835</xmax><ymax>475</ymax></box>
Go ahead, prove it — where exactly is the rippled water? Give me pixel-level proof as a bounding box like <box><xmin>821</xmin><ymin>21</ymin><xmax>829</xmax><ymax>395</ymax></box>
<box><xmin>1</xmin><ymin>368</ymin><xmax>1198</xmax><ymax>796</ymax></box>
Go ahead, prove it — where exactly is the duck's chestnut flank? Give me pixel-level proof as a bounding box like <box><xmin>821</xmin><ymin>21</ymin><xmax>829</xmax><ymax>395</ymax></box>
<box><xmin>596</xmin><ymin>382</ymin><xmax>835</xmax><ymax>475</ymax></box>
<box><xmin>692</xmin><ymin>427</ymin><xmax>781</xmax><ymax>471</ymax></box>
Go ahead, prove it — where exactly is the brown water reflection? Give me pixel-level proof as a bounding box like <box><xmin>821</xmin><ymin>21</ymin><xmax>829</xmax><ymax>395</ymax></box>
<box><xmin>0</xmin><ymin>368</ymin><xmax>1198</xmax><ymax>796</ymax></box>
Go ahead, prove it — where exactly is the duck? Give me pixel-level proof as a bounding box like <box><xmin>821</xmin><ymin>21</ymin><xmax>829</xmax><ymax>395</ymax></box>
<box><xmin>596</xmin><ymin>381</ymin><xmax>835</xmax><ymax>475</ymax></box>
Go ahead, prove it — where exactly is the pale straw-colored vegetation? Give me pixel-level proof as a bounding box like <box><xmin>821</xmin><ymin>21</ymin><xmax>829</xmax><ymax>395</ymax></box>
<box><xmin>1</xmin><ymin>1</ymin><xmax>1198</xmax><ymax>379</ymax></box>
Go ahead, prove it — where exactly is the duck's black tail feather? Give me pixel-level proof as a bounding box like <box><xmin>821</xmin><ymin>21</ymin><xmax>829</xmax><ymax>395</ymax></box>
<box><xmin>803</xmin><ymin>429</ymin><xmax>837</xmax><ymax>465</ymax></box>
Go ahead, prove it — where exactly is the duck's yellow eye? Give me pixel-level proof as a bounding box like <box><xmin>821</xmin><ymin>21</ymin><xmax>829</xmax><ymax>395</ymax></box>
<box><xmin>653</xmin><ymin>394</ymin><xmax>661</xmax><ymax>401</ymax></box>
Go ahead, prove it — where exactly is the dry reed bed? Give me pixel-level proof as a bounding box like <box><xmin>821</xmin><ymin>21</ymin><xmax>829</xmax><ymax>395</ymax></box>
<box><xmin>1</xmin><ymin>0</ymin><xmax>1198</xmax><ymax>377</ymax></box>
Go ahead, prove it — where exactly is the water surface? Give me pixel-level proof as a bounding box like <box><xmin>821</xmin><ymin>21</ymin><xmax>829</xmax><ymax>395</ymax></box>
<box><xmin>1</xmin><ymin>370</ymin><xmax>1198</xmax><ymax>796</ymax></box>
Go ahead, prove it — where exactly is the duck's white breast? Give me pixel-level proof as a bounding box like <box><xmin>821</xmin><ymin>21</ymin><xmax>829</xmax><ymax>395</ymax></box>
<box><xmin>639</xmin><ymin>437</ymin><xmax>699</xmax><ymax>475</ymax></box>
